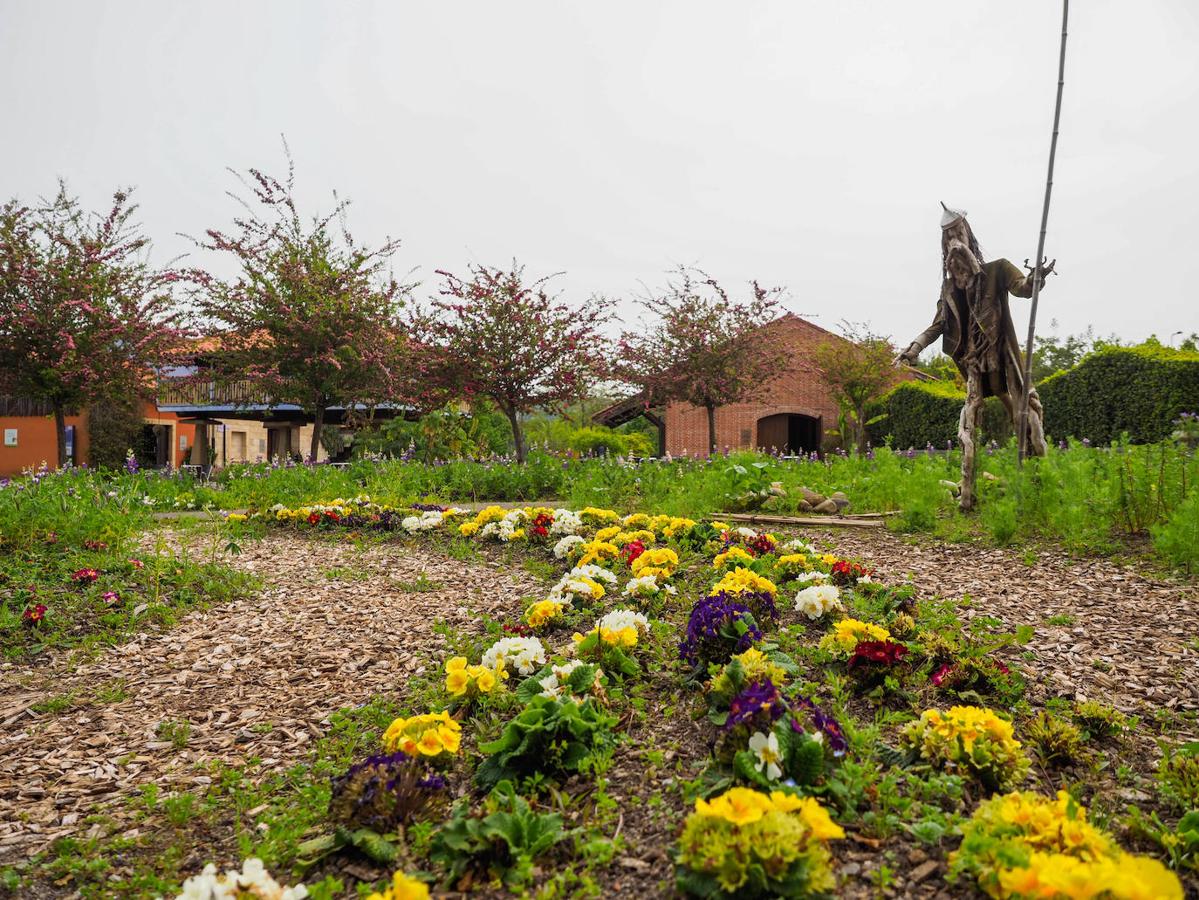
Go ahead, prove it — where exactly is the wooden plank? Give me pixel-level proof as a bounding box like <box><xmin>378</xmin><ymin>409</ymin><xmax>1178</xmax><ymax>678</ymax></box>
<box><xmin>717</xmin><ymin>512</ymin><xmax>885</xmax><ymax>528</ymax></box>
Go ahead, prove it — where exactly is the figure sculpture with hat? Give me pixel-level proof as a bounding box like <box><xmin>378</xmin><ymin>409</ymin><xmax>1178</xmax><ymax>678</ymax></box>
<box><xmin>896</xmin><ymin>205</ymin><xmax>1054</xmax><ymax>510</ymax></box>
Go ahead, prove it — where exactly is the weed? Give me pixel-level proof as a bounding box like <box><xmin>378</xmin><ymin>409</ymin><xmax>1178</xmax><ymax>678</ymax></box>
<box><xmin>155</xmin><ymin>719</ymin><xmax>191</xmax><ymax>750</ymax></box>
<box><xmin>1025</xmin><ymin>711</ymin><xmax>1085</xmax><ymax>768</ymax></box>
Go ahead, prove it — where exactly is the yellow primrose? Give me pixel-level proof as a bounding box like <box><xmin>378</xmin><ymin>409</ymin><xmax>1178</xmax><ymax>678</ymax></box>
<box><xmin>594</xmin><ymin>525</ymin><xmax>622</xmax><ymax>542</ymax></box>
<box><xmin>713</xmin><ymin>566</ymin><xmax>779</xmax><ymax>596</ymax></box>
<box><xmin>366</xmin><ymin>871</ymin><xmax>430</xmax><ymax>900</ymax></box>
<box><xmin>458</xmin><ymin>521</ymin><xmax>480</xmax><ymax>536</ymax></box>
<box><xmin>694</xmin><ymin>787</ymin><xmax>774</xmax><ymax>826</ymax></box>
<box><xmin>713</xmin><ymin>546</ymin><xmax>756</xmax><ymax>569</ymax></box>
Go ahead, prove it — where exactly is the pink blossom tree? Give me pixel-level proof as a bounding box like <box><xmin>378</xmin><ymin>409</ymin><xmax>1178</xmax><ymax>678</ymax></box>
<box><xmin>617</xmin><ymin>268</ymin><xmax>790</xmax><ymax>455</ymax></box>
<box><xmin>410</xmin><ymin>263</ymin><xmax>612</xmax><ymax>463</ymax></box>
<box><xmin>0</xmin><ymin>184</ymin><xmax>183</xmax><ymax>467</ymax></box>
<box><xmin>189</xmin><ymin>159</ymin><xmax>410</xmax><ymax>461</ymax></box>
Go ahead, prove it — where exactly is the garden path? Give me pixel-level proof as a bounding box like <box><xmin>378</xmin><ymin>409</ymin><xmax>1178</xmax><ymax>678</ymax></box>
<box><xmin>0</xmin><ymin>533</ymin><xmax>542</xmax><ymax>865</ymax></box>
<box><xmin>809</xmin><ymin>528</ymin><xmax>1199</xmax><ymax>723</ymax></box>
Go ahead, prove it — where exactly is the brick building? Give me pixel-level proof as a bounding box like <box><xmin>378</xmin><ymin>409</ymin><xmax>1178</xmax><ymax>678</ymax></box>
<box><xmin>594</xmin><ymin>313</ymin><xmax>869</xmax><ymax>456</ymax></box>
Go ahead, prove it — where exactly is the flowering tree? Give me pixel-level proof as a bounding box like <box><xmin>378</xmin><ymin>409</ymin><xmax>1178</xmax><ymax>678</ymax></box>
<box><xmin>189</xmin><ymin>160</ymin><xmax>409</xmax><ymax>460</ymax></box>
<box><xmin>618</xmin><ymin>269</ymin><xmax>790</xmax><ymax>454</ymax></box>
<box><xmin>813</xmin><ymin>322</ymin><xmax>898</xmax><ymax>453</ymax></box>
<box><xmin>0</xmin><ymin>184</ymin><xmax>183</xmax><ymax>467</ymax></box>
<box><xmin>411</xmin><ymin>263</ymin><xmax>611</xmax><ymax>463</ymax></box>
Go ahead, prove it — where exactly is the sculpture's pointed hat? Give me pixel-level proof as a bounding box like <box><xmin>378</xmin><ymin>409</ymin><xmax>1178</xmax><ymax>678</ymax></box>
<box><xmin>940</xmin><ymin>201</ymin><xmax>967</xmax><ymax>229</ymax></box>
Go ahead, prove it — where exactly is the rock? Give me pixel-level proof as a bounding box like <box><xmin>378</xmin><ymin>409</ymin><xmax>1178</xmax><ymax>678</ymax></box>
<box><xmin>829</xmin><ymin>491</ymin><xmax>850</xmax><ymax>510</ymax></box>
<box><xmin>796</xmin><ymin>499</ymin><xmax>813</xmax><ymax>513</ymax></box>
<box><xmin>938</xmin><ymin>479</ymin><xmax>961</xmax><ymax>496</ymax></box>
<box><xmin>814</xmin><ymin>499</ymin><xmax>839</xmax><ymax>515</ymax></box>
<box><xmin>801</xmin><ymin>488</ymin><xmax>826</xmax><ymax>507</ymax></box>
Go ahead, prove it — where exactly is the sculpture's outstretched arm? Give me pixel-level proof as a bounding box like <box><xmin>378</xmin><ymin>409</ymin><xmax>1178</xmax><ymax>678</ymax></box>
<box><xmin>897</xmin><ymin>299</ymin><xmax>945</xmax><ymax>364</ymax></box>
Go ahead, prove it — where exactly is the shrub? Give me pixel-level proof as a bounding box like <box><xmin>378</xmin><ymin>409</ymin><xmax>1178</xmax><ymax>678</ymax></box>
<box><xmin>1039</xmin><ymin>344</ymin><xmax>1199</xmax><ymax>445</ymax></box>
<box><xmin>1071</xmin><ymin>700</ymin><xmax>1129</xmax><ymax>741</ymax></box>
<box><xmin>866</xmin><ymin>381</ymin><xmax>1008</xmax><ymax>450</ymax></box>
<box><xmin>674</xmin><ymin>787</ymin><xmax>843</xmax><ymax>898</ymax></box>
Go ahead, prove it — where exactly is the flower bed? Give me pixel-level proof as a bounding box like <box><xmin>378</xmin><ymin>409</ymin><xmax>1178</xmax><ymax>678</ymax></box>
<box><xmin>189</xmin><ymin>499</ymin><xmax>1191</xmax><ymax>898</ymax></box>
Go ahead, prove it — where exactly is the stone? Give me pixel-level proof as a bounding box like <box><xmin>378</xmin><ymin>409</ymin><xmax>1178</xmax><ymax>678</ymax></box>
<box><xmin>801</xmin><ymin>488</ymin><xmax>826</xmax><ymax>507</ymax></box>
<box><xmin>814</xmin><ymin>499</ymin><xmax>839</xmax><ymax>514</ymax></box>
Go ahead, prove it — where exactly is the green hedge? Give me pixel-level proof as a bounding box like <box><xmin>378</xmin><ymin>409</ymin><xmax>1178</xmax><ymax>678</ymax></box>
<box><xmin>1039</xmin><ymin>345</ymin><xmax>1199</xmax><ymax>444</ymax></box>
<box><xmin>867</xmin><ymin>381</ymin><xmax>1010</xmax><ymax>450</ymax></box>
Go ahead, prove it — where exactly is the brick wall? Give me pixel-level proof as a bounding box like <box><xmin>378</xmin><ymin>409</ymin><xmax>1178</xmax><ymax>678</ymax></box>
<box><xmin>662</xmin><ymin>315</ymin><xmax>850</xmax><ymax>456</ymax></box>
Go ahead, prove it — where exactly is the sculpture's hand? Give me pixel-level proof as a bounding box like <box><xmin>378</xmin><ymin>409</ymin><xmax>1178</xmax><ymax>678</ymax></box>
<box><xmin>1023</xmin><ymin>256</ymin><xmax>1057</xmax><ymax>285</ymax></box>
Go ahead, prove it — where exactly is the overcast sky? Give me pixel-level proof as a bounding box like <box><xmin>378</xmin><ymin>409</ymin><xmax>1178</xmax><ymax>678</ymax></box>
<box><xmin>2</xmin><ymin>1</ymin><xmax>1196</xmax><ymax>350</ymax></box>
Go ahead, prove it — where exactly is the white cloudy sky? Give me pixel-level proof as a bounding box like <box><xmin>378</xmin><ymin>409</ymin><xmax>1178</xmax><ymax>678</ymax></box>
<box><xmin>2</xmin><ymin>1</ymin><xmax>1196</xmax><ymax>349</ymax></box>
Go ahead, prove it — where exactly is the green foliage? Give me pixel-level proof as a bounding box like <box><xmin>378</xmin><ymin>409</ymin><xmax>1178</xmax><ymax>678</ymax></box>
<box><xmin>430</xmin><ymin>780</ymin><xmax>564</xmax><ymax>889</ymax></box>
<box><xmin>1040</xmin><ymin>343</ymin><xmax>1199</xmax><ymax>445</ymax></box>
<box><xmin>358</xmin><ymin>402</ymin><xmax>512</xmax><ymax>462</ymax></box>
<box><xmin>475</xmin><ymin>695</ymin><xmax>618</xmax><ymax>790</ymax></box>
<box><xmin>1158</xmin><ymin>742</ymin><xmax>1199</xmax><ymax>814</ymax></box>
<box><xmin>87</xmin><ymin>400</ymin><xmax>147</xmax><ymax>470</ymax></box>
<box><xmin>900</xmin><ymin>708</ymin><xmax>1030</xmax><ymax>793</ymax></box>
<box><xmin>1153</xmin><ymin>489</ymin><xmax>1199</xmax><ymax>573</ymax></box>
<box><xmin>866</xmin><ymin>380</ymin><xmax>1009</xmax><ymax>450</ymax></box>
<box><xmin>1128</xmin><ymin>808</ymin><xmax>1199</xmax><ymax>873</ymax></box>
<box><xmin>1071</xmin><ymin>700</ymin><xmax>1130</xmax><ymax>741</ymax></box>
<box><xmin>1024</xmin><ymin>711</ymin><xmax>1085</xmax><ymax>768</ymax></box>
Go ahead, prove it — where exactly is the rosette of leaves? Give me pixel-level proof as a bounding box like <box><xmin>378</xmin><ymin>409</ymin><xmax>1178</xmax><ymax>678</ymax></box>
<box><xmin>679</xmin><ymin>593</ymin><xmax>764</xmax><ymax>674</ymax></box>
<box><xmin>475</xmin><ymin>695</ymin><xmax>618</xmax><ymax>790</ymax></box>
<box><xmin>676</xmin><ymin>521</ymin><xmax>720</xmax><ymax>552</ymax></box>
<box><xmin>919</xmin><ymin>627</ymin><xmax>1029</xmax><ymax>707</ymax></box>
<box><xmin>297</xmin><ymin>752</ymin><xmax>447</xmax><ymax>866</ymax></box>
<box><xmin>431</xmin><ymin>780</ymin><xmax>564</xmax><ymax>890</ymax></box>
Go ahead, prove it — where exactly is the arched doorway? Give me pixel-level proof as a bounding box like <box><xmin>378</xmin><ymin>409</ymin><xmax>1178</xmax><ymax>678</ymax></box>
<box><xmin>756</xmin><ymin>413</ymin><xmax>821</xmax><ymax>455</ymax></box>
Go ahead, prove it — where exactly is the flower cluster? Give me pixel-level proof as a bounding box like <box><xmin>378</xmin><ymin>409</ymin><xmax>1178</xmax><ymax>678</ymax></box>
<box><xmin>172</xmin><ymin>858</ymin><xmax>308</xmax><ymax>900</ymax></box>
<box><xmin>847</xmin><ymin>639</ymin><xmax>908</xmax><ymax>669</ymax></box>
<box><xmin>592</xmin><ymin>608</ymin><xmax>649</xmax><ymax>647</ymax></box>
<box><xmin>724</xmin><ymin>679</ymin><xmax>787</xmax><ymax>732</ymax></box>
<box><xmin>712</xmin><ymin>546</ymin><xmax>755</xmax><ymax>569</ymax></box>
<box><xmin>949</xmin><ymin>790</ymin><xmax>1181</xmax><ymax>900</ymax></box>
<box><xmin>829</xmin><ymin>559</ymin><xmax>869</xmax><ymax>585</ymax></box>
<box><xmin>712</xmin><ymin>566</ymin><xmax>779</xmax><ymax>597</ymax></box>
<box><xmin>622</xmin><ymin>574</ymin><xmax>677</xmax><ymax>600</ymax></box>
<box><xmin>709</xmin><ymin>647</ymin><xmax>789</xmax><ymax>700</ymax></box>
<box><xmin>524</xmin><ymin>598</ymin><xmax>565</xmax><ymax>629</ymax></box>
<box><xmin>629</xmin><ymin>546</ymin><xmax>679</xmax><ymax>580</ymax></box>
<box><xmin>481</xmin><ymin>636</ymin><xmax>546</xmax><ymax>676</ymax></box>
<box><xmin>902</xmin><ymin>705</ymin><xmax>1030</xmax><ymax>791</ymax></box>
<box><xmin>444</xmin><ymin>657</ymin><xmax>502</xmax><ymax>699</ymax></box>
<box><xmin>382</xmin><ymin>712</ymin><xmax>462</xmax><ymax>759</ymax></box>
<box><xmin>675</xmin><ymin>788</ymin><xmax>843</xmax><ymax>897</ymax></box>
<box><xmin>71</xmin><ymin>567</ymin><xmax>99</xmax><ymax>584</ymax></box>
<box><xmin>793</xmin><ymin>583</ymin><xmax>842</xmax><ymax>620</ymax></box>
<box><xmin>818</xmin><ymin>618</ymin><xmax>891</xmax><ymax>655</ymax></box>
<box><xmin>328</xmin><ymin>751</ymin><xmax>447</xmax><ymax>831</ymax></box>
<box><xmin>553</xmin><ymin>534</ymin><xmax>584</xmax><ymax>559</ymax></box>
<box><xmin>679</xmin><ymin>593</ymin><xmax>763</xmax><ymax>668</ymax></box>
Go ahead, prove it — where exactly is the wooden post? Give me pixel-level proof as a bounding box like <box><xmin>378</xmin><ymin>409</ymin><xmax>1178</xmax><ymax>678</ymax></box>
<box><xmin>1018</xmin><ymin>0</ymin><xmax>1069</xmax><ymax>465</ymax></box>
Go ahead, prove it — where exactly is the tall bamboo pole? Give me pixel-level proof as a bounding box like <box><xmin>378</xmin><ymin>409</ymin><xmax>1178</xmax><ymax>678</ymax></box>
<box><xmin>1018</xmin><ymin>0</ymin><xmax>1069</xmax><ymax>465</ymax></box>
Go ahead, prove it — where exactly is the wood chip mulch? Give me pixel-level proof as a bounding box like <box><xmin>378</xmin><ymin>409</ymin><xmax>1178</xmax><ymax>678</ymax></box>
<box><xmin>0</xmin><ymin>534</ymin><xmax>542</xmax><ymax>865</ymax></box>
<box><xmin>807</xmin><ymin>527</ymin><xmax>1199</xmax><ymax>721</ymax></box>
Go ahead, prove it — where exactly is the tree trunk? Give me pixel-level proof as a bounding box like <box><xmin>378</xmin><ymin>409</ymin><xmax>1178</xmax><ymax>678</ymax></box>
<box><xmin>53</xmin><ymin>403</ymin><xmax>68</xmax><ymax>468</ymax></box>
<box><xmin>309</xmin><ymin>403</ymin><xmax>326</xmax><ymax>463</ymax></box>
<box><xmin>706</xmin><ymin>403</ymin><xmax>717</xmax><ymax>456</ymax></box>
<box><xmin>504</xmin><ymin>405</ymin><xmax>526</xmax><ymax>464</ymax></box>
<box><xmin>854</xmin><ymin>404</ymin><xmax>868</xmax><ymax>455</ymax></box>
